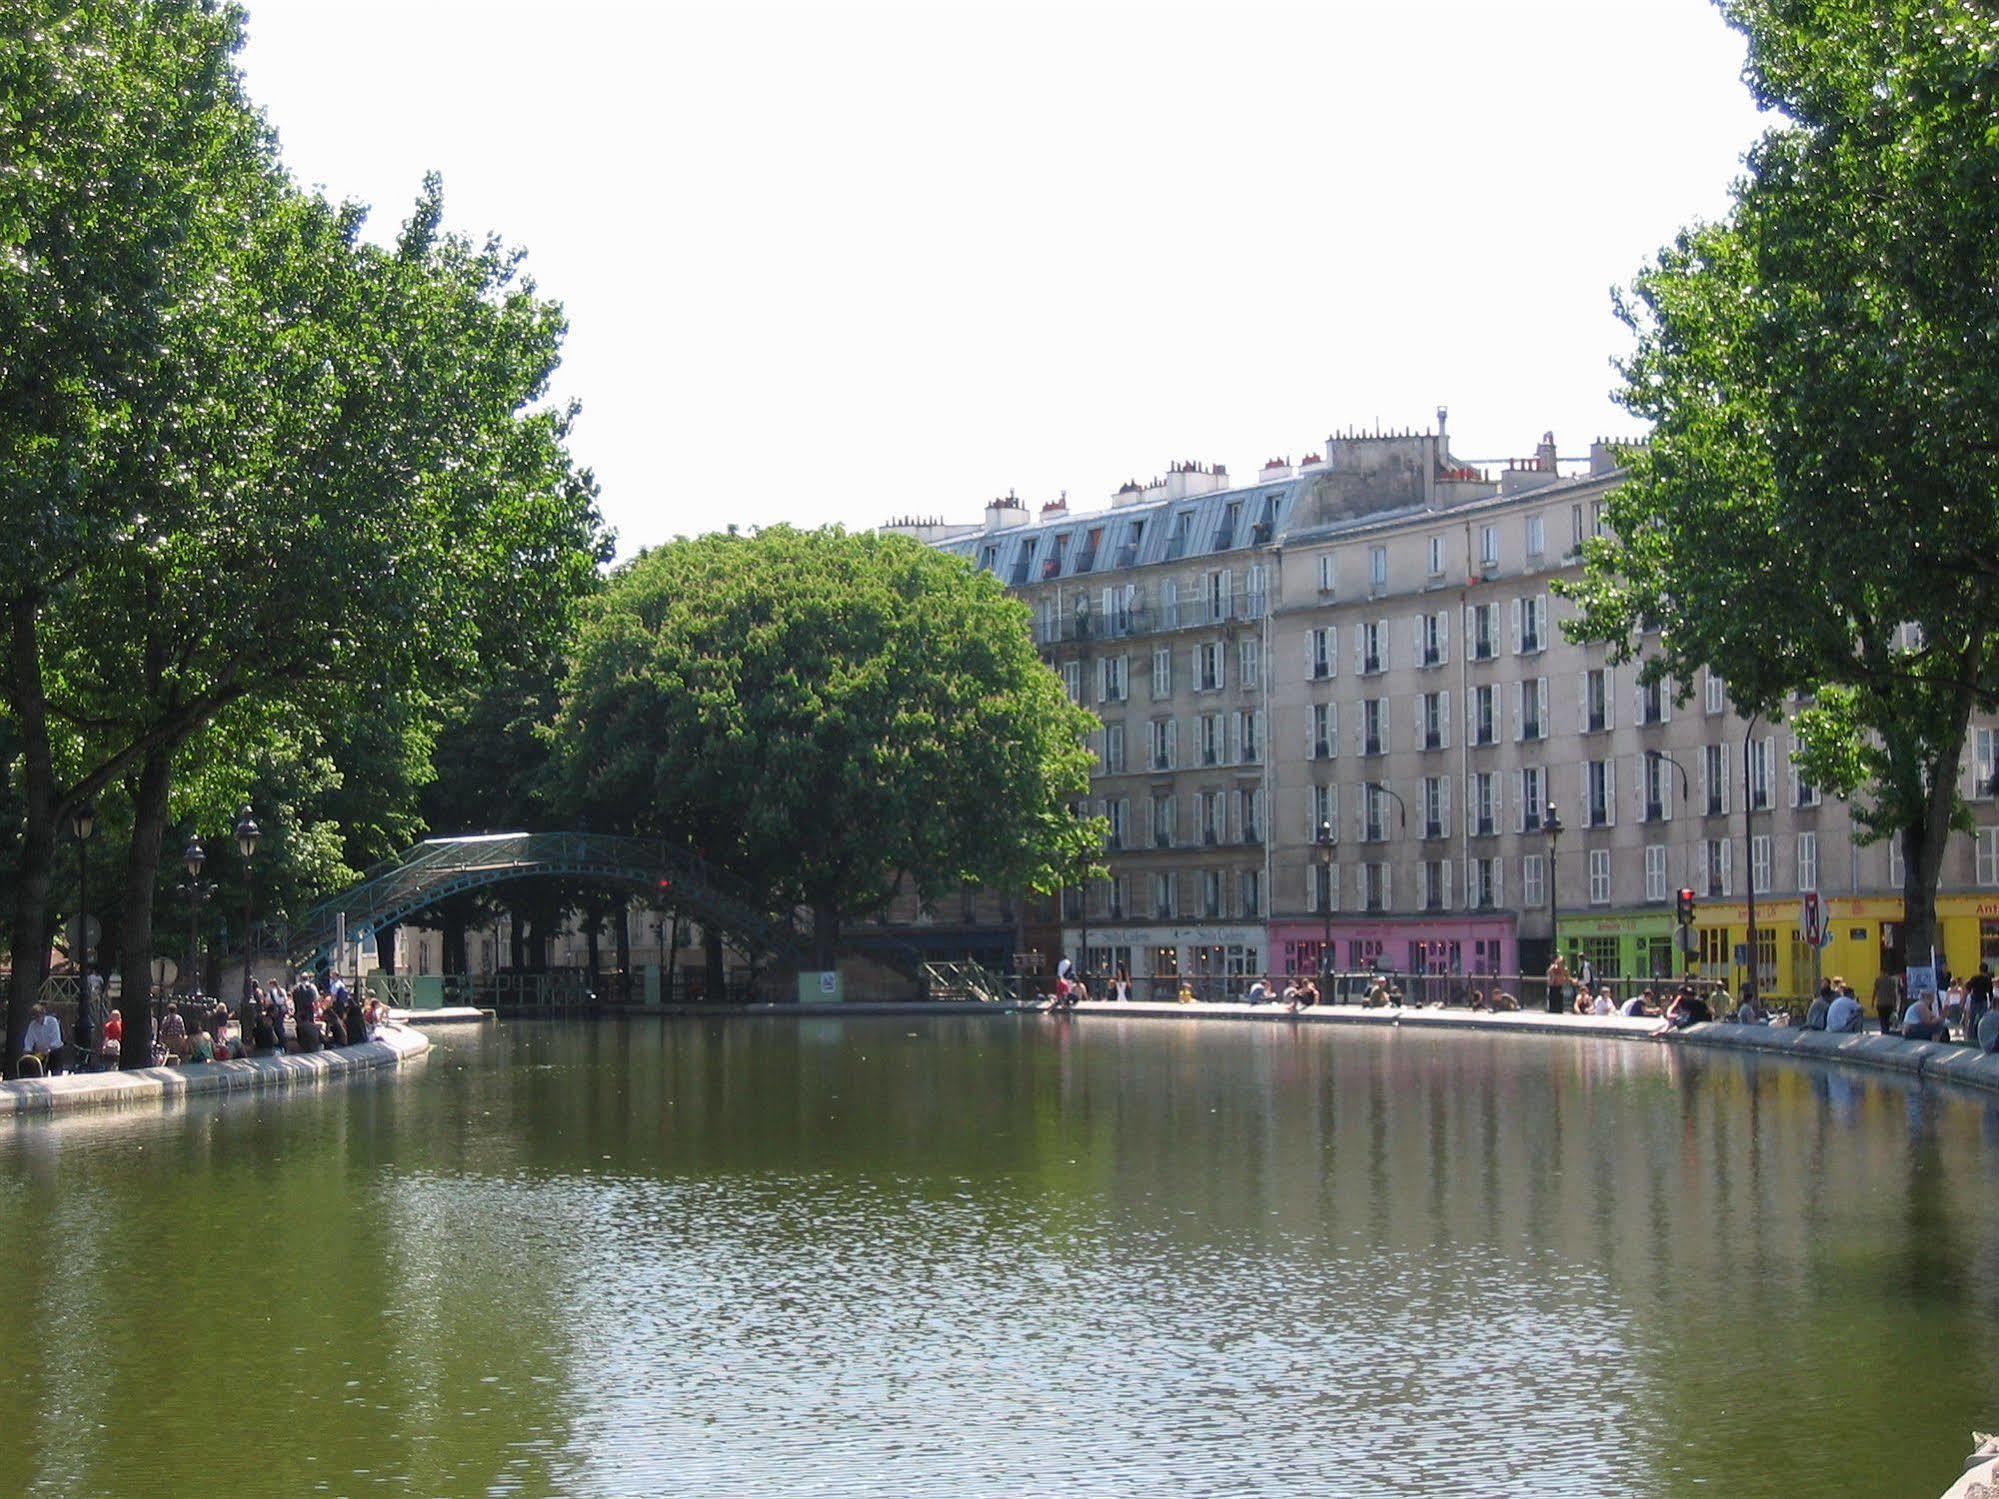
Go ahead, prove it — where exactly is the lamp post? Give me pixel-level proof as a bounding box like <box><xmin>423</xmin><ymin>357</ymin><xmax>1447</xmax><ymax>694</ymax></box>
<box><xmin>1544</xmin><ymin>801</ymin><xmax>1565</xmax><ymax>1013</ymax></box>
<box><xmin>235</xmin><ymin>805</ymin><xmax>260</xmax><ymax>1004</ymax></box>
<box><xmin>177</xmin><ymin>836</ymin><xmax>217</xmax><ymax>1005</ymax></box>
<box><xmin>1646</xmin><ymin>750</ymin><xmax>1693</xmax><ymax>981</ymax></box>
<box><xmin>1317</xmin><ymin>818</ymin><xmax>1335</xmax><ymax>989</ymax></box>
<box><xmin>71</xmin><ymin>801</ymin><xmax>96</xmax><ymax>1055</ymax></box>
<box><xmin>1078</xmin><ymin>843</ymin><xmax>1092</xmax><ymax>990</ymax></box>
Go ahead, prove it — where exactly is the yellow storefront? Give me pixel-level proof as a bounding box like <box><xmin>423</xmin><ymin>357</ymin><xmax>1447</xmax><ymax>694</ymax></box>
<box><xmin>1687</xmin><ymin>894</ymin><xmax>1999</xmax><ymax>998</ymax></box>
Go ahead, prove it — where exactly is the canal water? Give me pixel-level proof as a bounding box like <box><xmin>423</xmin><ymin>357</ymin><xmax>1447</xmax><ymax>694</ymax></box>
<box><xmin>2</xmin><ymin>1016</ymin><xmax>1995</xmax><ymax>1497</ymax></box>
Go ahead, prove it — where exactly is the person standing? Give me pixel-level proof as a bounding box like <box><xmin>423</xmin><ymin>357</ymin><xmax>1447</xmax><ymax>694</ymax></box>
<box><xmin>1874</xmin><ymin>968</ymin><xmax>1903</xmax><ymax>1034</ymax></box>
<box><xmin>1967</xmin><ymin>964</ymin><xmax>1993</xmax><ymax>1044</ymax></box>
<box><xmin>23</xmin><ymin>1003</ymin><xmax>64</xmax><ymax>1074</ymax></box>
<box><xmin>1545</xmin><ymin>952</ymin><xmax>1573</xmax><ymax>1015</ymax></box>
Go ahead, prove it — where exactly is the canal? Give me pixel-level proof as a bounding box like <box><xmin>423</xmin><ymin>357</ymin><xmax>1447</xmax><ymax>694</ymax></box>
<box><xmin>2</xmin><ymin>1016</ymin><xmax>1994</xmax><ymax>1496</ymax></box>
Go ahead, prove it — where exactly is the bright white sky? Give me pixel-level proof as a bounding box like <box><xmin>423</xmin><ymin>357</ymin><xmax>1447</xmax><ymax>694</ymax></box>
<box><xmin>237</xmin><ymin>0</ymin><xmax>1769</xmax><ymax>556</ymax></box>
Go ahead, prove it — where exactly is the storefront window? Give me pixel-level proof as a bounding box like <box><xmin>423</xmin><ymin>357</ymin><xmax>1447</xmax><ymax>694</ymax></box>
<box><xmin>1349</xmin><ymin>938</ymin><xmax>1384</xmax><ymax>972</ymax></box>
<box><xmin>1643</xmin><ymin>937</ymin><xmax>1673</xmax><ymax>978</ymax></box>
<box><xmin>1284</xmin><ymin>940</ymin><xmax>1331</xmax><ymax>976</ymax></box>
<box><xmin>1150</xmin><ymin>946</ymin><xmax>1179</xmax><ymax>978</ymax></box>
<box><xmin>1698</xmin><ymin>927</ymin><xmax>1730</xmax><ymax>971</ymax></box>
<box><xmin>1579</xmin><ymin>937</ymin><xmax>1620</xmax><ymax>979</ymax></box>
<box><xmin>1983</xmin><ymin>920</ymin><xmax>1999</xmax><ymax>964</ymax></box>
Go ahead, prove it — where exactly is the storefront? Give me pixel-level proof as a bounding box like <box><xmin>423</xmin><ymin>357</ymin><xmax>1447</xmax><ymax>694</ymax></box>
<box><xmin>1265</xmin><ymin>916</ymin><xmax>1517</xmax><ymax>1002</ymax></box>
<box><xmin>1554</xmin><ymin>911</ymin><xmax>1680</xmax><ymax>985</ymax></box>
<box><xmin>1068</xmin><ymin>923</ymin><xmax>1265</xmax><ymax>1001</ymax></box>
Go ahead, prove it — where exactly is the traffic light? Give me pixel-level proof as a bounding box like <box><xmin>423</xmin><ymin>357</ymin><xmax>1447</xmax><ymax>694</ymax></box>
<box><xmin>1676</xmin><ymin>887</ymin><xmax>1696</xmax><ymax>925</ymax></box>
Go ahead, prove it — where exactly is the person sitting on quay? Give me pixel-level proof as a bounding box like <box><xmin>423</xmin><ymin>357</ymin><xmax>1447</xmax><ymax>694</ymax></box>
<box><xmin>159</xmin><ymin>1002</ymin><xmax>189</xmax><ymax>1062</ymax></box>
<box><xmin>1620</xmin><ymin>990</ymin><xmax>1658</xmax><ymax>1018</ymax></box>
<box><xmin>1734</xmin><ymin>991</ymin><xmax>1767</xmax><ymax>1026</ymax></box>
<box><xmin>1588</xmin><ymin>987</ymin><xmax>1616</xmax><ymax>1017</ymax></box>
<box><xmin>292</xmin><ymin>979</ymin><xmax>324</xmax><ymax>1052</ymax></box>
<box><xmin>1823</xmin><ymin>984</ymin><xmax>1863</xmax><ymax>1033</ymax></box>
<box><xmin>186</xmin><ymin>1025</ymin><xmax>215</xmax><ymax>1064</ymax></box>
<box><xmin>1978</xmin><ymin>1005</ymin><xmax>1999</xmax><ymax>1056</ymax></box>
<box><xmin>1110</xmin><ymin>968</ymin><xmax>1132</xmax><ymax>1003</ymax></box>
<box><xmin>1245</xmin><ymin>975</ymin><xmax>1272</xmax><ymax>1005</ymax></box>
<box><xmin>1489</xmin><ymin>990</ymin><xmax>1522</xmax><ymax>1012</ymax></box>
<box><xmin>1662</xmin><ymin>988</ymin><xmax>1713</xmax><ymax>1030</ymax></box>
<box><xmin>23</xmin><ymin>1002</ymin><xmax>65</xmax><ymax>1075</ymax></box>
<box><xmin>1363</xmin><ymin>978</ymin><xmax>1395</xmax><ymax>1008</ymax></box>
<box><xmin>1287</xmin><ymin>976</ymin><xmax>1319</xmax><ymax>1012</ymax></box>
<box><xmin>1901</xmin><ymin>990</ymin><xmax>1949</xmax><ymax>1043</ymax></box>
<box><xmin>1803</xmin><ymin>980</ymin><xmax>1834</xmax><ymax>1031</ymax></box>
<box><xmin>99</xmin><ymin>1007</ymin><xmax>122</xmax><ymax>1064</ymax></box>
<box><xmin>1176</xmin><ymin>982</ymin><xmax>1196</xmax><ymax>1005</ymax></box>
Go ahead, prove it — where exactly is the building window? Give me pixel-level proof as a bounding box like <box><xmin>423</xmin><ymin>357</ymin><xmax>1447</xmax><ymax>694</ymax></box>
<box><xmin>1426</xmin><ymin>535</ymin><xmax>1446</xmax><ymax>578</ymax></box>
<box><xmin>1702</xmin><ymin>744</ymin><xmax>1730</xmax><ymax>816</ymax></box>
<box><xmin>1525</xmin><ymin>514</ymin><xmax>1545</xmax><ymax>558</ymax></box>
<box><xmin>1152</xmin><ymin>647</ymin><xmax>1173</xmax><ymax>698</ymax></box>
<box><xmin>1976</xmin><ymin>729</ymin><xmax>1999</xmax><ymax>801</ymax></box>
<box><xmin>1522</xmin><ymin>854</ymin><xmax>1545</xmax><ymax>909</ymax></box>
<box><xmin>1471</xmin><ymin>603</ymin><xmax>1497</xmax><ymax>661</ymax></box>
<box><xmin>1702</xmin><ymin>839</ymin><xmax>1732</xmax><ymax>898</ymax></box>
<box><xmin>1751</xmin><ymin>833</ymin><xmax>1771</xmax><ymax>894</ymax></box>
<box><xmin>1643</xmin><ymin>752</ymin><xmax>1671</xmax><ymax>822</ymax></box>
<box><xmin>1421</xmin><ymin>776</ymin><xmax>1449</xmax><ymax>840</ymax></box>
<box><xmin>1200</xmin><ymin>792</ymin><xmax>1224</xmax><ymax>846</ymax></box>
<box><xmin>1889</xmin><ymin>834</ymin><xmax>1904</xmax><ymax>889</ymax></box>
<box><xmin>1360</xmin><ymin>620</ymin><xmax>1385</xmax><ymax>675</ymax></box>
<box><xmin>1977</xmin><ymin>829</ymin><xmax>1999</xmax><ymax>888</ymax></box>
<box><xmin>1588</xmin><ymin>848</ymin><xmax>1611</xmax><ymax>906</ymax></box>
<box><xmin>1197</xmin><ymin>640</ymin><xmax>1225</xmax><ymax>692</ymax></box>
<box><xmin>1238</xmin><ymin>638</ymin><xmax>1260</xmax><ymax>689</ymax></box>
<box><xmin>1419</xmin><ymin>691</ymin><xmax>1448</xmax><ymax>751</ymax></box>
<box><xmin>1102</xmin><ymin>723</ymin><xmax>1125</xmax><ymax>774</ymax></box>
<box><xmin>1363</xmin><ymin>784</ymin><xmax>1391</xmax><ymax>843</ymax></box>
<box><xmin>1239</xmin><ymin>869</ymin><xmax>1262</xmax><ymax>917</ymax></box>
<box><xmin>1418</xmin><ymin>610</ymin><xmax>1448</xmax><ymax>667</ymax></box>
<box><xmin>1585</xmin><ymin>759</ymin><xmax>1614</xmax><ymax>828</ymax></box>
<box><xmin>1792</xmin><ymin>740</ymin><xmax>1820</xmax><ymax>807</ymax></box>
<box><xmin>1311</xmin><ymin>782</ymin><xmax>1338</xmax><ymax>838</ymax></box>
<box><xmin>1153</xmin><ymin>872</ymin><xmax>1178</xmax><ymax>920</ymax></box>
<box><xmin>1151</xmin><ymin>793</ymin><xmax>1176</xmax><ymax>848</ymax></box>
<box><xmin>1470</xmin><ymin>684</ymin><xmax>1497</xmax><ymax>746</ymax></box>
<box><xmin>1107</xmin><ymin>878</ymin><xmax>1127</xmax><ymax>921</ymax></box>
<box><xmin>1310</xmin><ymin>702</ymin><xmax>1337</xmax><ymax>760</ymax></box>
<box><xmin>1309</xmin><ymin>860</ymin><xmax>1339</xmax><ymax>913</ymax></box>
<box><xmin>1234</xmin><ymin>710</ymin><xmax>1261</xmax><ymax>764</ymax></box>
<box><xmin>1317</xmin><ymin>553</ymin><xmax>1336</xmax><ymax>595</ymax></box>
<box><xmin>1748</xmin><ymin>738</ymin><xmax>1773</xmax><ymax>810</ymax></box>
<box><xmin>1705</xmin><ymin>669</ymin><xmax>1726</xmax><ymax>716</ymax></box>
<box><xmin>1306</xmin><ymin>626</ymin><xmax>1336</xmax><ymax>680</ymax></box>
<box><xmin>1363</xmin><ymin>698</ymin><xmax>1388</xmax><ymax>757</ymax></box>
<box><xmin>1468</xmin><ymin>771</ymin><xmax>1496</xmax><ymax>837</ymax></box>
<box><xmin>1517</xmin><ymin>676</ymin><xmax>1548</xmax><ymax>741</ymax></box>
<box><xmin>1149</xmin><ymin>719</ymin><xmax>1176</xmax><ymax>772</ymax></box>
<box><xmin>1468</xmin><ymin>856</ymin><xmax>1499</xmax><ymax>910</ymax></box>
<box><xmin>1638</xmin><ymin>675</ymin><xmax>1669</xmax><ymax>726</ymax></box>
<box><xmin>1479</xmin><ymin>525</ymin><xmax>1499</xmax><ymax>568</ymax></box>
<box><xmin>1582</xmin><ymin>667</ymin><xmax>1611</xmax><ymax>733</ymax></box>
<box><xmin>1061</xmin><ymin>661</ymin><xmax>1083</xmax><ymax>702</ymax></box>
<box><xmin>1105</xmin><ymin>798</ymin><xmax>1128</xmax><ymax>850</ymax></box>
<box><xmin>1418</xmin><ymin>859</ymin><xmax>1451</xmax><ymax>911</ymax></box>
<box><xmin>1363</xmin><ymin>862</ymin><xmax>1390</xmax><ymax>912</ymax></box>
<box><xmin>1200</xmin><ymin>713</ymin><xmax>1224</xmax><ymax>767</ymax></box>
<box><xmin>1515</xmin><ymin>595</ymin><xmax>1547</xmax><ymax>654</ymax></box>
<box><xmin>1520</xmin><ymin>766</ymin><xmax>1545</xmax><ymax>833</ymax></box>
<box><xmin>1644</xmin><ymin>844</ymin><xmax>1667</xmax><ymax>903</ymax></box>
<box><xmin>1099</xmin><ymin>654</ymin><xmax>1127</xmax><ymax>703</ymax></box>
<box><xmin>1369</xmin><ymin>545</ymin><xmax>1388</xmax><ymax>590</ymax></box>
<box><xmin>1798</xmin><ymin>830</ymin><xmax>1818</xmax><ymax>892</ymax></box>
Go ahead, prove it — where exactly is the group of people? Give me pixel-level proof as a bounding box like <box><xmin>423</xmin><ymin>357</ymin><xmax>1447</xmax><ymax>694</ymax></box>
<box><xmin>11</xmin><ymin>973</ymin><xmax>389</xmax><ymax>1076</ymax></box>
<box><xmin>1242</xmin><ymin>975</ymin><xmax>1324</xmax><ymax>1012</ymax></box>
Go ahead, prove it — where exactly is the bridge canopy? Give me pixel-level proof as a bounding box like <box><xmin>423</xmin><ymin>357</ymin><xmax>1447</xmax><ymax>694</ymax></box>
<box><xmin>296</xmin><ymin>831</ymin><xmax>792</xmax><ymax>961</ymax></box>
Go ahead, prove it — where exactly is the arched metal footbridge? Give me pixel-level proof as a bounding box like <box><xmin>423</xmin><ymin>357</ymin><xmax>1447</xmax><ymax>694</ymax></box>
<box><xmin>295</xmin><ymin>832</ymin><xmax>796</xmax><ymax>961</ymax></box>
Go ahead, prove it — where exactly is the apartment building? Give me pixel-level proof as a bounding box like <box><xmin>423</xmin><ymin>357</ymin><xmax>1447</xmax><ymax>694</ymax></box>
<box><xmin>894</xmin><ymin>416</ymin><xmax>1999</xmax><ymax>1000</ymax></box>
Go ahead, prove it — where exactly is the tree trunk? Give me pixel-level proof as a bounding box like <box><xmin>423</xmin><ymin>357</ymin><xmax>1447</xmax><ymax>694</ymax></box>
<box><xmin>664</xmin><ymin>912</ymin><xmax>681</xmax><ymax>1000</ymax></box>
<box><xmin>508</xmin><ymin>910</ymin><xmax>525</xmax><ymax>971</ymax></box>
<box><xmin>1902</xmin><ymin>743</ymin><xmax>1968</xmax><ymax>970</ymax></box>
<box><xmin>811</xmin><ymin>901</ymin><xmax>839</xmax><ymax>973</ymax></box>
<box><xmin>118</xmin><ymin>745</ymin><xmax>175</xmax><ymax>1068</ymax></box>
<box><xmin>614</xmin><ymin>903</ymin><xmax>631</xmax><ymax>1003</ymax></box>
<box><xmin>377</xmin><ymin>920</ymin><xmax>397</xmax><ymax>975</ymax></box>
<box><xmin>5</xmin><ymin>599</ymin><xmax>57</xmax><ymax>1077</ymax></box>
<box><xmin>525</xmin><ymin>914</ymin><xmax>547</xmax><ymax>973</ymax></box>
<box><xmin>442</xmin><ymin>909</ymin><xmax>468</xmax><ymax>975</ymax></box>
<box><xmin>704</xmin><ymin>926</ymin><xmax>725</xmax><ymax>1004</ymax></box>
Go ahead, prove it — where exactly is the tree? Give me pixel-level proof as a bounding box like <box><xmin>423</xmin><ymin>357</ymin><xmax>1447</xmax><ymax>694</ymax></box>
<box><xmin>1563</xmin><ymin>0</ymin><xmax>1999</xmax><ymax>966</ymax></box>
<box><xmin>550</xmin><ymin>527</ymin><xmax>1103</xmax><ymax>970</ymax></box>
<box><xmin>0</xmin><ymin>1</ymin><xmax>606</xmax><ymax>1070</ymax></box>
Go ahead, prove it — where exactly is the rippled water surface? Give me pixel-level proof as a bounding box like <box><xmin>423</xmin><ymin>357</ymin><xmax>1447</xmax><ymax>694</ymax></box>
<box><xmin>4</xmin><ymin>1016</ymin><xmax>1998</xmax><ymax>1497</ymax></box>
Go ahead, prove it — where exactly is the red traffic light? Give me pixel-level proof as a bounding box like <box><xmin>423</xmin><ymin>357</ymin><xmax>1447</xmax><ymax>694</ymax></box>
<box><xmin>1675</xmin><ymin>887</ymin><xmax>1696</xmax><ymax>924</ymax></box>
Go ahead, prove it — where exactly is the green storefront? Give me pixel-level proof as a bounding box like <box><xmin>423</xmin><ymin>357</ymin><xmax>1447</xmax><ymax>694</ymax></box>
<box><xmin>1555</xmin><ymin>909</ymin><xmax>1680</xmax><ymax>984</ymax></box>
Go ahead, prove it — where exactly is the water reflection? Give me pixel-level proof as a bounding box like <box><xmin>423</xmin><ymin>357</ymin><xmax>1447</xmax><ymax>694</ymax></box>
<box><xmin>0</xmin><ymin>1018</ymin><xmax>1993</xmax><ymax>1497</ymax></box>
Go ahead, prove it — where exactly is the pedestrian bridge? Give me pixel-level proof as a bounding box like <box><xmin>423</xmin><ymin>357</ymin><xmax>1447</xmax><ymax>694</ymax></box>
<box><xmin>295</xmin><ymin>831</ymin><xmax>794</xmax><ymax>961</ymax></box>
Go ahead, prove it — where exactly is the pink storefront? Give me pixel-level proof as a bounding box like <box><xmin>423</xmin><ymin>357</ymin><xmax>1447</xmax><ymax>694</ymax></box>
<box><xmin>1266</xmin><ymin>916</ymin><xmax>1518</xmax><ymax>1000</ymax></box>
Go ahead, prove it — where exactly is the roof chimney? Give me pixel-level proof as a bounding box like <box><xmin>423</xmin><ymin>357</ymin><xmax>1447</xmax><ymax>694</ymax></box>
<box><xmin>984</xmin><ymin>491</ymin><xmax>1029</xmax><ymax>532</ymax></box>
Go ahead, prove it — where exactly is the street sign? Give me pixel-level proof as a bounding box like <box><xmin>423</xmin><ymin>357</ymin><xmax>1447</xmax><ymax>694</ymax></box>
<box><xmin>1733</xmin><ymin>942</ymin><xmax>1749</xmax><ymax>966</ymax></box>
<box><xmin>1011</xmin><ymin>951</ymin><xmax>1044</xmax><ymax>975</ymax></box>
<box><xmin>1673</xmin><ymin>925</ymin><xmax>1696</xmax><ymax>954</ymax></box>
<box><xmin>1800</xmin><ymin>891</ymin><xmax>1822</xmax><ymax>946</ymax></box>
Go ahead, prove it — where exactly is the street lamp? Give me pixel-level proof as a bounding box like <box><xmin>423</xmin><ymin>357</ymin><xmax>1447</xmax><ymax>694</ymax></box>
<box><xmin>235</xmin><ymin>805</ymin><xmax>260</xmax><ymax>1004</ymax></box>
<box><xmin>177</xmin><ymin>835</ymin><xmax>217</xmax><ymax>1004</ymax></box>
<box><xmin>1317</xmin><ymin>818</ymin><xmax>1335</xmax><ymax>990</ymax></box>
<box><xmin>71</xmin><ymin>801</ymin><xmax>96</xmax><ymax>1057</ymax></box>
<box><xmin>1544</xmin><ymin>801</ymin><xmax>1565</xmax><ymax>1013</ymax></box>
<box><xmin>1742</xmin><ymin>711</ymin><xmax>1764</xmax><ymax>999</ymax></box>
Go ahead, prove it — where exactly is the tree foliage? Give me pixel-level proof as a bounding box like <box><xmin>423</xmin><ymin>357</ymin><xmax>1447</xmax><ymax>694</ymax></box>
<box><xmin>550</xmin><ymin>527</ymin><xmax>1103</xmax><ymax>966</ymax></box>
<box><xmin>1563</xmin><ymin>0</ymin><xmax>1999</xmax><ymax>957</ymax></box>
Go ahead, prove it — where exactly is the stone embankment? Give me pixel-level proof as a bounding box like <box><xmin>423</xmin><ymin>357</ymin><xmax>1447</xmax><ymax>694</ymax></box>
<box><xmin>0</xmin><ymin>1023</ymin><xmax>431</xmax><ymax>1121</ymax></box>
<box><xmin>1056</xmin><ymin>999</ymin><xmax>1999</xmax><ymax>1098</ymax></box>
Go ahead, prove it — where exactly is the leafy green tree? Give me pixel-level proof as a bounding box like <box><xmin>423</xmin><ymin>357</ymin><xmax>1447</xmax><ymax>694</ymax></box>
<box><xmin>1563</xmin><ymin>0</ymin><xmax>1999</xmax><ymax>965</ymax></box>
<box><xmin>0</xmin><ymin>1</ymin><xmax>605</xmax><ymax>1069</ymax></box>
<box><xmin>551</xmin><ymin>527</ymin><xmax>1103</xmax><ymax>970</ymax></box>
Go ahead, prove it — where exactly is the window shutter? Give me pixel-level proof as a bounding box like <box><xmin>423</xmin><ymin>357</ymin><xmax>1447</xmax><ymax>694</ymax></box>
<box><xmin>1383</xmin><ymin>865</ymin><xmax>1392</xmax><ymax>910</ymax></box>
<box><xmin>1721</xmin><ymin>751</ymin><xmax>1731</xmax><ymax>813</ymax></box>
<box><xmin>1441</xmin><ymin>861</ymin><xmax>1453</xmax><ymax>911</ymax></box>
<box><xmin>1440</xmin><ymin>693</ymin><xmax>1451</xmax><ymax>749</ymax></box>
<box><xmin>1635</xmin><ymin>677</ymin><xmax>1645</xmax><ymax>725</ymax></box>
<box><xmin>1439</xmin><ymin>776</ymin><xmax>1451</xmax><ymax>825</ymax></box>
<box><xmin>1662</xmin><ymin>680</ymin><xmax>1673</xmax><ymax>722</ymax></box>
<box><xmin>1377</xmin><ymin>618</ymin><xmax>1389</xmax><ymax>667</ymax></box>
<box><xmin>1438</xmin><ymin>610</ymin><xmax>1449</xmax><ymax>663</ymax></box>
<box><xmin>1605</xmin><ymin>758</ymin><xmax>1616</xmax><ymax>825</ymax></box>
<box><xmin>1413</xmin><ymin>695</ymin><xmax>1425</xmax><ymax>740</ymax></box>
<box><xmin>1417</xmin><ymin>862</ymin><xmax>1429</xmax><ymax>909</ymax></box>
<box><xmin>1355</xmin><ymin>628</ymin><xmax>1366</xmax><ymax>672</ymax></box>
<box><xmin>1514</xmin><ymin>770</ymin><xmax>1526</xmax><ymax>832</ymax></box>
<box><xmin>1604</xmin><ymin>667</ymin><xmax>1616</xmax><ymax>728</ymax></box>
<box><xmin>1577</xmin><ymin>672</ymin><xmax>1589</xmax><ymax>732</ymax></box>
<box><xmin>1721</xmin><ymin>840</ymin><xmax>1733</xmax><ymax>895</ymax></box>
<box><xmin>1511</xmin><ymin>597</ymin><xmax>1523</xmax><ymax>654</ymax></box>
<box><xmin>1166</xmin><ymin>719</ymin><xmax>1177</xmax><ymax>768</ymax></box>
<box><xmin>1305</xmin><ymin>634</ymin><xmax>1317</xmax><ymax>680</ymax></box>
<box><xmin>1413</xmin><ymin>614</ymin><xmax>1425</xmax><ymax>657</ymax></box>
<box><xmin>1327</xmin><ymin>626</ymin><xmax>1337</xmax><ymax>676</ymax></box>
<box><xmin>1493</xmin><ymin>859</ymin><xmax>1504</xmax><ymax>906</ymax></box>
<box><xmin>1512</xmin><ymin>682</ymin><xmax>1523</xmax><ymax>742</ymax></box>
<box><xmin>1537</xmin><ymin>678</ymin><xmax>1550</xmax><ymax>736</ymax></box>
<box><xmin>1580</xmin><ymin>762</ymin><xmax>1591</xmax><ymax>823</ymax></box>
